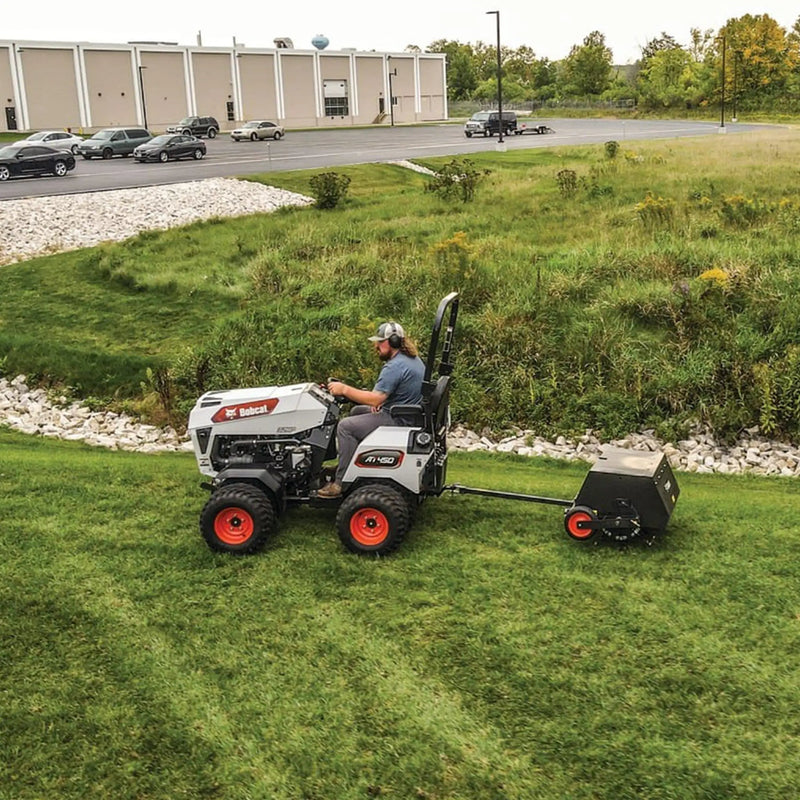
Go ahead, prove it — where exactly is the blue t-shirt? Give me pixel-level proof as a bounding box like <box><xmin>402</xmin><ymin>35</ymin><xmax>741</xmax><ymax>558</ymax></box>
<box><xmin>373</xmin><ymin>352</ymin><xmax>425</xmax><ymax>410</ymax></box>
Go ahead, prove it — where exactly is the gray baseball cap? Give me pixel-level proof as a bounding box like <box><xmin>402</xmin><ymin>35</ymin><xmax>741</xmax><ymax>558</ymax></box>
<box><xmin>368</xmin><ymin>321</ymin><xmax>405</xmax><ymax>342</ymax></box>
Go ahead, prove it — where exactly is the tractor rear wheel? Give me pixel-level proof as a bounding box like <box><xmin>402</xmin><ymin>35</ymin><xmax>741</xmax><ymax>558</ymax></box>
<box><xmin>564</xmin><ymin>505</ymin><xmax>600</xmax><ymax>543</ymax></box>
<box><xmin>200</xmin><ymin>483</ymin><xmax>276</xmax><ymax>554</ymax></box>
<box><xmin>336</xmin><ymin>485</ymin><xmax>410</xmax><ymax>556</ymax></box>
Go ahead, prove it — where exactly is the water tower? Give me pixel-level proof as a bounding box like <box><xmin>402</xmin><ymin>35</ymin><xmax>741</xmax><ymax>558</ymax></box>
<box><xmin>311</xmin><ymin>34</ymin><xmax>330</xmax><ymax>50</ymax></box>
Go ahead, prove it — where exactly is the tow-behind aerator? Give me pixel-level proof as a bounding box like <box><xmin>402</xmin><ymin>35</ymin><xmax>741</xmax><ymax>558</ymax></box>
<box><xmin>188</xmin><ymin>293</ymin><xmax>680</xmax><ymax>556</ymax></box>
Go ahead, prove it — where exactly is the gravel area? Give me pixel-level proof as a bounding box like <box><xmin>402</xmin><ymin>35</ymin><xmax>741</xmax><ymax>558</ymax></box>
<box><xmin>0</xmin><ymin>177</ymin><xmax>313</xmax><ymax>265</ymax></box>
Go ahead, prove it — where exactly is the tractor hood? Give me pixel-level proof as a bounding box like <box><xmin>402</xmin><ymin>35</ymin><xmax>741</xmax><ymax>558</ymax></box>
<box><xmin>187</xmin><ymin>382</ymin><xmax>336</xmax><ymax>437</ymax></box>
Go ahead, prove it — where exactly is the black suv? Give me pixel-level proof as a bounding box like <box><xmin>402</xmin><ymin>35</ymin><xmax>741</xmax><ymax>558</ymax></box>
<box><xmin>166</xmin><ymin>116</ymin><xmax>220</xmax><ymax>138</ymax></box>
<box><xmin>464</xmin><ymin>110</ymin><xmax>517</xmax><ymax>138</ymax></box>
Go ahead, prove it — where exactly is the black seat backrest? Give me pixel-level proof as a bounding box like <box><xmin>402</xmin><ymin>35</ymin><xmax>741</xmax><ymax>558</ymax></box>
<box><xmin>429</xmin><ymin>375</ymin><xmax>450</xmax><ymax>433</ymax></box>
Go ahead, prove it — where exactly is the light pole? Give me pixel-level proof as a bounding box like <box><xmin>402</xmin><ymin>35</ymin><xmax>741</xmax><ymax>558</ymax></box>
<box><xmin>388</xmin><ymin>66</ymin><xmax>397</xmax><ymax>126</ymax></box>
<box><xmin>718</xmin><ymin>35</ymin><xmax>726</xmax><ymax>132</ymax></box>
<box><xmin>486</xmin><ymin>10</ymin><xmax>503</xmax><ymax>144</ymax></box>
<box><xmin>732</xmin><ymin>51</ymin><xmax>739</xmax><ymax>123</ymax></box>
<box><xmin>137</xmin><ymin>65</ymin><xmax>148</xmax><ymax>130</ymax></box>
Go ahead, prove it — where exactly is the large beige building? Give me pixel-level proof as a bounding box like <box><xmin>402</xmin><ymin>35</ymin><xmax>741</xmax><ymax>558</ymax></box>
<box><xmin>0</xmin><ymin>39</ymin><xmax>448</xmax><ymax>133</ymax></box>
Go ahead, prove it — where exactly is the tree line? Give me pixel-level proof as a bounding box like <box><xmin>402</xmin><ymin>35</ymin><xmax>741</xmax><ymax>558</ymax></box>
<box><xmin>415</xmin><ymin>14</ymin><xmax>800</xmax><ymax>112</ymax></box>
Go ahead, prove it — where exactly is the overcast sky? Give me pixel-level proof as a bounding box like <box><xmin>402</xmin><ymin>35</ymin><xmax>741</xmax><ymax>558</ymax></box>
<box><xmin>5</xmin><ymin>1</ymin><xmax>798</xmax><ymax>64</ymax></box>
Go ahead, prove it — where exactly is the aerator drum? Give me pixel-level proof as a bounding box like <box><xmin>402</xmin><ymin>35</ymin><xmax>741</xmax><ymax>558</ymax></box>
<box><xmin>563</xmin><ymin>447</ymin><xmax>680</xmax><ymax>544</ymax></box>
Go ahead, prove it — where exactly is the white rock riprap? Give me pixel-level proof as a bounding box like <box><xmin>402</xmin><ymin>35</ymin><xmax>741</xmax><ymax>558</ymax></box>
<box><xmin>446</xmin><ymin>424</ymin><xmax>800</xmax><ymax>478</ymax></box>
<box><xmin>2</xmin><ymin>375</ymin><xmax>800</xmax><ymax>475</ymax></box>
<box><xmin>386</xmin><ymin>160</ymin><xmax>438</xmax><ymax>176</ymax></box>
<box><xmin>0</xmin><ymin>375</ymin><xmax>191</xmax><ymax>453</ymax></box>
<box><xmin>0</xmin><ymin>178</ymin><xmax>313</xmax><ymax>266</ymax></box>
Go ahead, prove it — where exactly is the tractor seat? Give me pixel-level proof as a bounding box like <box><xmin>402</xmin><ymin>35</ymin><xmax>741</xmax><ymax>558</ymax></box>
<box><xmin>389</xmin><ymin>404</ymin><xmax>424</xmax><ymax>427</ymax></box>
<box><xmin>388</xmin><ymin>375</ymin><xmax>450</xmax><ymax>431</ymax></box>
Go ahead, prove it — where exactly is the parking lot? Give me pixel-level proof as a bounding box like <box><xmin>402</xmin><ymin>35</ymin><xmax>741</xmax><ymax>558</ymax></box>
<box><xmin>0</xmin><ymin>118</ymin><xmax>764</xmax><ymax>201</ymax></box>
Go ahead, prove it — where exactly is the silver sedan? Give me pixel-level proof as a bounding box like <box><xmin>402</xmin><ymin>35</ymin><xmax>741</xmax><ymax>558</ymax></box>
<box><xmin>14</xmin><ymin>130</ymin><xmax>84</xmax><ymax>154</ymax></box>
<box><xmin>230</xmin><ymin>121</ymin><xmax>285</xmax><ymax>142</ymax></box>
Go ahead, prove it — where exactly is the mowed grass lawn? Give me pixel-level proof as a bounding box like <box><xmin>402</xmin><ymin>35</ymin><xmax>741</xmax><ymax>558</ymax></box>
<box><xmin>2</xmin><ymin>428</ymin><xmax>799</xmax><ymax>800</ymax></box>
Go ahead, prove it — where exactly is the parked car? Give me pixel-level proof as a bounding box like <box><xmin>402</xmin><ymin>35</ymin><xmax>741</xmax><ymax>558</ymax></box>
<box><xmin>0</xmin><ymin>144</ymin><xmax>76</xmax><ymax>181</ymax></box>
<box><xmin>230</xmin><ymin>120</ymin><xmax>285</xmax><ymax>141</ymax></box>
<box><xmin>78</xmin><ymin>127</ymin><xmax>152</xmax><ymax>159</ymax></box>
<box><xmin>166</xmin><ymin>116</ymin><xmax>220</xmax><ymax>138</ymax></box>
<box><xmin>133</xmin><ymin>134</ymin><xmax>206</xmax><ymax>163</ymax></box>
<box><xmin>14</xmin><ymin>130</ymin><xmax>84</xmax><ymax>154</ymax></box>
<box><xmin>463</xmin><ymin>110</ymin><xmax>517</xmax><ymax>137</ymax></box>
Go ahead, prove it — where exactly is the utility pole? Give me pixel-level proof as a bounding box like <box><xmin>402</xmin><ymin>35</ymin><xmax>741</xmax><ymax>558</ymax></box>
<box><xmin>719</xmin><ymin>34</ymin><xmax>726</xmax><ymax>133</ymax></box>
<box><xmin>486</xmin><ymin>11</ymin><xmax>503</xmax><ymax>144</ymax></box>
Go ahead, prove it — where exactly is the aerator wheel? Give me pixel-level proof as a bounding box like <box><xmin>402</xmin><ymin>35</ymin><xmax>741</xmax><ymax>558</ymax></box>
<box><xmin>200</xmin><ymin>483</ymin><xmax>276</xmax><ymax>555</ymax></box>
<box><xmin>564</xmin><ymin>505</ymin><xmax>600</xmax><ymax>543</ymax></box>
<box><xmin>336</xmin><ymin>485</ymin><xmax>410</xmax><ymax>556</ymax></box>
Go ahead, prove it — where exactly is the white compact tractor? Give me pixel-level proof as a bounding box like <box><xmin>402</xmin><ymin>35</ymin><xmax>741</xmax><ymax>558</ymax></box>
<box><xmin>188</xmin><ymin>293</ymin><xmax>460</xmax><ymax>556</ymax></box>
<box><xmin>188</xmin><ymin>292</ymin><xmax>680</xmax><ymax>556</ymax></box>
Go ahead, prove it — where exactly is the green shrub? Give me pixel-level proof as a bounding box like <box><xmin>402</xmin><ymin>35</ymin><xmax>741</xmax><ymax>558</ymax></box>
<box><xmin>425</xmin><ymin>158</ymin><xmax>490</xmax><ymax>203</ymax></box>
<box><xmin>754</xmin><ymin>346</ymin><xmax>800</xmax><ymax>437</ymax></box>
<box><xmin>555</xmin><ymin>169</ymin><xmax>578</xmax><ymax>197</ymax></box>
<box><xmin>719</xmin><ymin>194</ymin><xmax>769</xmax><ymax>227</ymax></box>
<box><xmin>634</xmin><ymin>192</ymin><xmax>676</xmax><ymax>230</ymax></box>
<box><xmin>309</xmin><ymin>172</ymin><xmax>351</xmax><ymax>209</ymax></box>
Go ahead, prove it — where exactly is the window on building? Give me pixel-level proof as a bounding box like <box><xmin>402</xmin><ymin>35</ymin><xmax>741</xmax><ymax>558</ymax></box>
<box><xmin>323</xmin><ymin>79</ymin><xmax>349</xmax><ymax>117</ymax></box>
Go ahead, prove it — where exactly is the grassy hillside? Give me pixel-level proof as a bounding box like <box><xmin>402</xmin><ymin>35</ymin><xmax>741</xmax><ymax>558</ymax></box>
<box><xmin>3</xmin><ymin>128</ymin><xmax>800</xmax><ymax>440</ymax></box>
<box><xmin>2</xmin><ymin>428</ymin><xmax>799</xmax><ymax>799</ymax></box>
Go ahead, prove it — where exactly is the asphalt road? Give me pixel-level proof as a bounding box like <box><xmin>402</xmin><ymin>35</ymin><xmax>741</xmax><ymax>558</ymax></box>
<box><xmin>0</xmin><ymin>118</ymin><xmax>764</xmax><ymax>201</ymax></box>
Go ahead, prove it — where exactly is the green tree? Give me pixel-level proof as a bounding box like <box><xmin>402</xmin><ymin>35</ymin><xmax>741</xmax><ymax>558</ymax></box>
<box><xmin>504</xmin><ymin>45</ymin><xmax>538</xmax><ymax>85</ymax></box>
<box><xmin>561</xmin><ymin>31</ymin><xmax>613</xmax><ymax>96</ymax></box>
<box><xmin>427</xmin><ymin>39</ymin><xmax>478</xmax><ymax>101</ymax></box>
<box><xmin>640</xmin><ymin>32</ymin><xmax>682</xmax><ymax>64</ymax></box>
<box><xmin>720</xmin><ymin>14</ymin><xmax>800</xmax><ymax>108</ymax></box>
<box><xmin>688</xmin><ymin>28</ymin><xmax>715</xmax><ymax>61</ymax></box>
<box><xmin>474</xmin><ymin>76</ymin><xmax>528</xmax><ymax>103</ymax></box>
<box><xmin>638</xmin><ymin>47</ymin><xmax>694</xmax><ymax>107</ymax></box>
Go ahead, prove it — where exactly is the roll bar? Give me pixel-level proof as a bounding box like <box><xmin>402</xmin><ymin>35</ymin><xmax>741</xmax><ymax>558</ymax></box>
<box><xmin>424</xmin><ymin>292</ymin><xmax>459</xmax><ymax>383</ymax></box>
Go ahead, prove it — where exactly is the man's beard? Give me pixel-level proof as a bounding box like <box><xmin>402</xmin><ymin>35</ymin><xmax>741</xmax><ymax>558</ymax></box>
<box><xmin>378</xmin><ymin>350</ymin><xmax>392</xmax><ymax>362</ymax></box>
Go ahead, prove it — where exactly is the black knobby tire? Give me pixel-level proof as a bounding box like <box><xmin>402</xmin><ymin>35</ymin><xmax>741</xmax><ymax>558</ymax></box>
<box><xmin>200</xmin><ymin>483</ymin><xmax>276</xmax><ymax>555</ymax></box>
<box><xmin>102</xmin><ymin>148</ymin><xmax>113</xmax><ymax>159</ymax></box>
<box><xmin>336</xmin><ymin>485</ymin><xmax>410</xmax><ymax>556</ymax></box>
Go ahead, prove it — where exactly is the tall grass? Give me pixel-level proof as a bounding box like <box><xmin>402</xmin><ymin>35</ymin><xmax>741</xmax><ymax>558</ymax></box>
<box><xmin>3</xmin><ymin>130</ymin><xmax>800</xmax><ymax>439</ymax></box>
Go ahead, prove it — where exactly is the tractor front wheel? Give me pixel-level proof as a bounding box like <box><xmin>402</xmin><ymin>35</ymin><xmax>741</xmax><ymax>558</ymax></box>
<box><xmin>336</xmin><ymin>485</ymin><xmax>410</xmax><ymax>556</ymax></box>
<box><xmin>200</xmin><ymin>483</ymin><xmax>276</xmax><ymax>554</ymax></box>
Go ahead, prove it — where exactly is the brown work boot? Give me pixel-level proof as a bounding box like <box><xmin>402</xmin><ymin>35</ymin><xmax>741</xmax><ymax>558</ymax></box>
<box><xmin>316</xmin><ymin>482</ymin><xmax>342</xmax><ymax>499</ymax></box>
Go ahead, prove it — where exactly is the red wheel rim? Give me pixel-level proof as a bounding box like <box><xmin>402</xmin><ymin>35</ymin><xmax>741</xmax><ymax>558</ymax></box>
<box><xmin>214</xmin><ymin>506</ymin><xmax>255</xmax><ymax>545</ymax></box>
<box><xmin>566</xmin><ymin>511</ymin><xmax>594</xmax><ymax>539</ymax></box>
<box><xmin>350</xmin><ymin>507</ymin><xmax>390</xmax><ymax>547</ymax></box>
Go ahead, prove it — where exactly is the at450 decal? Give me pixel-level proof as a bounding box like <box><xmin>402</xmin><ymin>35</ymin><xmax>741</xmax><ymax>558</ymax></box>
<box><xmin>355</xmin><ymin>449</ymin><xmax>404</xmax><ymax>469</ymax></box>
